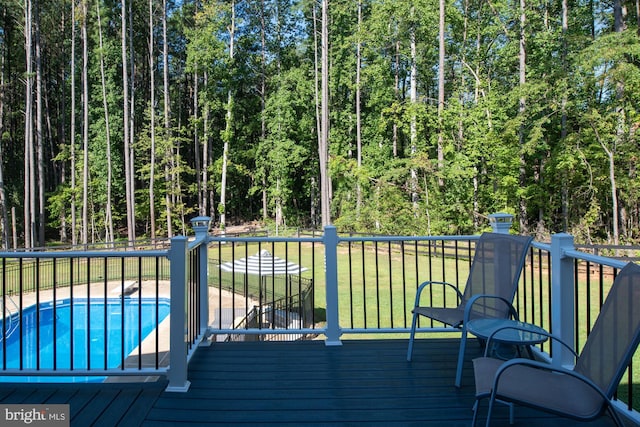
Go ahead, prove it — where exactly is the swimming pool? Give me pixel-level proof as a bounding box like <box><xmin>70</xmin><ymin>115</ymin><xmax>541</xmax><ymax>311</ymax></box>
<box><xmin>0</xmin><ymin>297</ymin><xmax>170</xmax><ymax>382</ymax></box>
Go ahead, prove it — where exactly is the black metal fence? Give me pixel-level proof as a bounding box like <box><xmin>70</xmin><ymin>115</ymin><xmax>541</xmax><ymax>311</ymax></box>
<box><xmin>0</xmin><ymin>251</ymin><xmax>170</xmax><ymax>378</ymax></box>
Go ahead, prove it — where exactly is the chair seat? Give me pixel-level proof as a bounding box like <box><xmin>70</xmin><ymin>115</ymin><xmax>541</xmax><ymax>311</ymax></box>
<box><xmin>412</xmin><ymin>306</ymin><xmax>464</xmax><ymax>328</ymax></box>
<box><xmin>473</xmin><ymin>357</ymin><xmax>605</xmax><ymax>419</ymax></box>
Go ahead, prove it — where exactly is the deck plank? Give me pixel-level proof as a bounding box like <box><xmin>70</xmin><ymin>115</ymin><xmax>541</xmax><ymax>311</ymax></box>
<box><xmin>145</xmin><ymin>338</ymin><xmax>620</xmax><ymax>426</ymax></box>
<box><xmin>0</xmin><ymin>338</ymin><xmax>630</xmax><ymax>426</ymax></box>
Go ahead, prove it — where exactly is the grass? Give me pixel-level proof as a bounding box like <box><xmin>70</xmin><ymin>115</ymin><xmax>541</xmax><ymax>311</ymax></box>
<box><xmin>0</xmin><ymin>256</ymin><xmax>169</xmax><ymax>295</ymax></box>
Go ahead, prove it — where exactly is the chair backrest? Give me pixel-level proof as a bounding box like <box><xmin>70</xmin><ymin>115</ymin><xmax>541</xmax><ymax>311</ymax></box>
<box><xmin>574</xmin><ymin>262</ymin><xmax>640</xmax><ymax>398</ymax></box>
<box><xmin>461</xmin><ymin>232</ymin><xmax>533</xmax><ymax>320</ymax></box>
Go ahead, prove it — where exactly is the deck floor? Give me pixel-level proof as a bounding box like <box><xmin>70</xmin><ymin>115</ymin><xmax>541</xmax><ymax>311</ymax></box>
<box><xmin>0</xmin><ymin>338</ymin><xmax>628</xmax><ymax>426</ymax></box>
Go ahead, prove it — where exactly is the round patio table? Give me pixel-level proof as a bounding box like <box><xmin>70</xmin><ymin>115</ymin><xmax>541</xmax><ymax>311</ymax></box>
<box><xmin>467</xmin><ymin>318</ymin><xmax>548</xmax><ymax>359</ymax></box>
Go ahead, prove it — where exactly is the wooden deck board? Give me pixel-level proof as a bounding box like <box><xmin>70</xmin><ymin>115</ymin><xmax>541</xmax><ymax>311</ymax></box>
<box><xmin>0</xmin><ymin>338</ymin><xmax>629</xmax><ymax>426</ymax></box>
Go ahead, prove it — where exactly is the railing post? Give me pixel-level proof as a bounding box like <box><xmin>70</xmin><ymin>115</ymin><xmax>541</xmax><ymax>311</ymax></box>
<box><xmin>488</xmin><ymin>212</ymin><xmax>514</xmax><ymax>234</ymax></box>
<box><xmin>191</xmin><ymin>216</ymin><xmax>211</xmax><ymax>340</ymax></box>
<box><xmin>323</xmin><ymin>225</ymin><xmax>342</xmax><ymax>346</ymax></box>
<box><xmin>166</xmin><ymin>235</ymin><xmax>191</xmax><ymax>392</ymax></box>
<box><xmin>551</xmin><ymin>233</ymin><xmax>575</xmax><ymax>368</ymax></box>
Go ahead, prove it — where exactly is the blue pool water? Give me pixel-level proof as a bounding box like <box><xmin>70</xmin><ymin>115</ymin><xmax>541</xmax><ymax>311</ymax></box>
<box><xmin>0</xmin><ymin>297</ymin><xmax>170</xmax><ymax>382</ymax></box>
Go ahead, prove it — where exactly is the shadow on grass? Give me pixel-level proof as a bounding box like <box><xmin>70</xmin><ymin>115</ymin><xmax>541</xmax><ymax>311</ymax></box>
<box><xmin>314</xmin><ymin>308</ymin><xmax>326</xmax><ymax>323</ymax></box>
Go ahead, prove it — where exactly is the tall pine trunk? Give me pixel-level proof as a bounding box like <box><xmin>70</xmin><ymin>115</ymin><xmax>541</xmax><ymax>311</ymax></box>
<box><xmin>24</xmin><ymin>0</ymin><xmax>34</xmax><ymax>249</ymax></box>
<box><xmin>518</xmin><ymin>0</ymin><xmax>528</xmax><ymax>233</ymax></box>
<box><xmin>70</xmin><ymin>0</ymin><xmax>77</xmax><ymax>246</ymax></box>
<box><xmin>437</xmin><ymin>0</ymin><xmax>445</xmax><ymax>189</ymax></box>
<box><xmin>128</xmin><ymin>0</ymin><xmax>136</xmax><ymax>241</ymax></box>
<box><xmin>410</xmin><ymin>13</ymin><xmax>418</xmax><ymax>211</ymax></box>
<box><xmin>261</xmin><ymin>0</ymin><xmax>268</xmax><ymax>221</ymax></box>
<box><xmin>121</xmin><ymin>0</ymin><xmax>135</xmax><ymax>244</ymax></box>
<box><xmin>148</xmin><ymin>0</ymin><xmax>156</xmax><ymax>240</ymax></box>
<box><xmin>81</xmin><ymin>0</ymin><xmax>89</xmax><ymax>245</ymax></box>
<box><xmin>202</xmin><ymin>72</ymin><xmax>210</xmax><ymax>218</ymax></box>
<box><xmin>355</xmin><ymin>0</ymin><xmax>362</xmax><ymax>218</ymax></box>
<box><xmin>162</xmin><ymin>0</ymin><xmax>173</xmax><ymax>237</ymax></box>
<box><xmin>35</xmin><ymin>0</ymin><xmax>44</xmax><ymax>247</ymax></box>
<box><xmin>560</xmin><ymin>0</ymin><xmax>569</xmax><ymax>231</ymax></box>
<box><xmin>319</xmin><ymin>0</ymin><xmax>331</xmax><ymax>226</ymax></box>
<box><xmin>220</xmin><ymin>0</ymin><xmax>235</xmax><ymax>231</ymax></box>
<box><xmin>96</xmin><ymin>1</ymin><xmax>114</xmax><ymax>243</ymax></box>
<box><xmin>0</xmin><ymin>42</ymin><xmax>7</xmax><ymax>249</ymax></box>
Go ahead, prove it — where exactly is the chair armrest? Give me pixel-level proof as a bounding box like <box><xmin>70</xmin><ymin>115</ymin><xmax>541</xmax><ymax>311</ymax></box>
<box><xmin>464</xmin><ymin>294</ymin><xmax>519</xmax><ymax>324</ymax></box>
<box><xmin>412</xmin><ymin>280</ymin><xmax>463</xmax><ymax>308</ymax></box>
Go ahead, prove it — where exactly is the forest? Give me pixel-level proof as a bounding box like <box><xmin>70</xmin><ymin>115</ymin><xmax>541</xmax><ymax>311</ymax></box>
<box><xmin>0</xmin><ymin>0</ymin><xmax>639</xmax><ymax>249</ymax></box>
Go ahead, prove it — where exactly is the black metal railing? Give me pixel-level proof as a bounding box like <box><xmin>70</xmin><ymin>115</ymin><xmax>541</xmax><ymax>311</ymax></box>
<box><xmin>221</xmin><ymin>276</ymin><xmax>315</xmax><ymax>342</ymax></box>
<box><xmin>208</xmin><ymin>238</ymin><xmax>316</xmax><ymax>336</ymax></box>
<box><xmin>0</xmin><ymin>251</ymin><xmax>170</xmax><ymax>378</ymax></box>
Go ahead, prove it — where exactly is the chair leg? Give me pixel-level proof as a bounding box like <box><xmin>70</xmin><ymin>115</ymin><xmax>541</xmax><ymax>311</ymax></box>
<box><xmin>471</xmin><ymin>399</ymin><xmax>480</xmax><ymax>427</ymax></box>
<box><xmin>407</xmin><ymin>312</ymin><xmax>418</xmax><ymax>361</ymax></box>
<box><xmin>508</xmin><ymin>402</ymin><xmax>514</xmax><ymax>425</ymax></box>
<box><xmin>455</xmin><ymin>328</ymin><xmax>468</xmax><ymax>387</ymax></box>
<box><xmin>485</xmin><ymin>393</ymin><xmax>496</xmax><ymax>427</ymax></box>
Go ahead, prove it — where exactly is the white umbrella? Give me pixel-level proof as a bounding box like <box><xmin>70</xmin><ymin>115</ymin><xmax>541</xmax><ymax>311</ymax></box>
<box><xmin>219</xmin><ymin>249</ymin><xmax>307</xmax><ymax>276</ymax></box>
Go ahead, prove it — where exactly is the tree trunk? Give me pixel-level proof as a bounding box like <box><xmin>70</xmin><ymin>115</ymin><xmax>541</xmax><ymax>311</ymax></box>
<box><xmin>356</xmin><ymin>0</ymin><xmax>362</xmax><ymax>218</ymax></box>
<box><xmin>312</xmin><ymin>4</ymin><xmax>320</xmax><ymax>227</ymax></box>
<box><xmin>148</xmin><ymin>0</ymin><xmax>156</xmax><ymax>240</ymax></box>
<box><xmin>410</xmin><ymin>13</ymin><xmax>419</xmax><ymax>209</ymax></box>
<box><xmin>261</xmin><ymin>0</ymin><xmax>268</xmax><ymax>221</ymax></box>
<box><xmin>518</xmin><ymin>0</ymin><xmax>528</xmax><ymax>233</ymax></box>
<box><xmin>194</xmin><ymin>69</ymin><xmax>201</xmax><ymax>214</ymax></box>
<box><xmin>393</xmin><ymin>40</ymin><xmax>399</xmax><ymax>157</ymax></box>
<box><xmin>162</xmin><ymin>0</ymin><xmax>172</xmax><ymax>237</ymax></box>
<box><xmin>0</xmin><ymin>41</ymin><xmax>7</xmax><ymax>249</ymax></box>
<box><xmin>560</xmin><ymin>0</ymin><xmax>569</xmax><ymax>231</ymax></box>
<box><xmin>220</xmin><ymin>0</ymin><xmax>235</xmax><ymax>231</ymax></box>
<box><xmin>592</xmin><ymin>125</ymin><xmax>619</xmax><ymax>245</ymax></box>
<box><xmin>24</xmin><ymin>0</ymin><xmax>34</xmax><ymax>249</ymax></box>
<box><xmin>611</xmin><ymin>0</ymin><xmax>626</xmax><ymax>245</ymax></box>
<box><xmin>202</xmin><ymin>73</ymin><xmax>210</xmax><ymax>218</ymax></box>
<box><xmin>97</xmin><ymin>1</ymin><xmax>114</xmax><ymax>243</ymax></box>
<box><xmin>437</xmin><ymin>0</ymin><xmax>445</xmax><ymax>188</ymax></box>
<box><xmin>122</xmin><ymin>0</ymin><xmax>135</xmax><ymax>245</ymax></box>
<box><xmin>70</xmin><ymin>0</ymin><xmax>77</xmax><ymax>246</ymax></box>
<box><xmin>35</xmin><ymin>0</ymin><xmax>44</xmax><ymax>247</ymax></box>
<box><xmin>319</xmin><ymin>0</ymin><xmax>331</xmax><ymax>226</ymax></box>
<box><xmin>636</xmin><ymin>0</ymin><xmax>640</xmax><ymax>34</ymax></box>
<box><xmin>81</xmin><ymin>0</ymin><xmax>89</xmax><ymax>245</ymax></box>
<box><xmin>128</xmin><ymin>0</ymin><xmax>136</xmax><ymax>242</ymax></box>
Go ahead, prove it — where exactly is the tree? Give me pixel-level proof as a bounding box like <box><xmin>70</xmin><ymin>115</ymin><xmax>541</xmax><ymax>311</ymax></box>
<box><xmin>148</xmin><ymin>0</ymin><xmax>157</xmax><ymax>240</ymax></box>
<box><xmin>81</xmin><ymin>0</ymin><xmax>89</xmax><ymax>245</ymax></box>
<box><xmin>23</xmin><ymin>0</ymin><xmax>34</xmax><ymax>249</ymax></box>
<box><xmin>162</xmin><ymin>0</ymin><xmax>173</xmax><ymax>237</ymax></box>
<box><xmin>219</xmin><ymin>0</ymin><xmax>235</xmax><ymax>232</ymax></box>
<box><xmin>121</xmin><ymin>0</ymin><xmax>136</xmax><ymax>244</ymax></box>
<box><xmin>319</xmin><ymin>0</ymin><xmax>331</xmax><ymax>226</ymax></box>
<box><xmin>95</xmin><ymin>0</ymin><xmax>114</xmax><ymax>243</ymax></box>
<box><xmin>70</xmin><ymin>0</ymin><xmax>78</xmax><ymax>246</ymax></box>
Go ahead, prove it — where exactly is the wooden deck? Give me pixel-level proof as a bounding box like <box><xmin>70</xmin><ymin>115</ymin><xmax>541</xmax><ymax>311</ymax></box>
<box><xmin>0</xmin><ymin>338</ymin><xmax>628</xmax><ymax>426</ymax></box>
